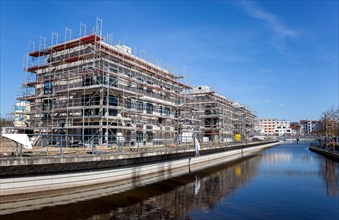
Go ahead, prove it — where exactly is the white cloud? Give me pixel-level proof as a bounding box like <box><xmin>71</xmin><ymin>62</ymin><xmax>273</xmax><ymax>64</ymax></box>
<box><xmin>240</xmin><ymin>1</ymin><xmax>299</xmax><ymax>38</ymax></box>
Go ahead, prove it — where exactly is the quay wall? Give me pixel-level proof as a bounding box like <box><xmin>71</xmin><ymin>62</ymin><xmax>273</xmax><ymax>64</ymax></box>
<box><xmin>309</xmin><ymin>146</ymin><xmax>339</xmax><ymax>162</ymax></box>
<box><xmin>0</xmin><ymin>142</ymin><xmax>278</xmax><ymax>196</ymax></box>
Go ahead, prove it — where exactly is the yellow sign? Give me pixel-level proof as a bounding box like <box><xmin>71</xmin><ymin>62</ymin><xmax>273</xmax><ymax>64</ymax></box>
<box><xmin>235</xmin><ymin>134</ymin><xmax>241</xmax><ymax>141</ymax></box>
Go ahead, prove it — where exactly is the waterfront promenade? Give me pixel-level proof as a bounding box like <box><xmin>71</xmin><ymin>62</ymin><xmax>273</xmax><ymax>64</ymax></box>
<box><xmin>0</xmin><ymin>138</ymin><xmax>274</xmax><ymax>166</ymax></box>
<box><xmin>0</xmin><ymin>141</ymin><xmax>277</xmax><ymax>197</ymax></box>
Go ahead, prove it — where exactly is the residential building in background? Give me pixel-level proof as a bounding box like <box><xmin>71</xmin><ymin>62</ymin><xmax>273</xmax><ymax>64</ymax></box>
<box><xmin>274</xmin><ymin>120</ymin><xmax>292</xmax><ymax>136</ymax></box>
<box><xmin>300</xmin><ymin>120</ymin><xmax>319</xmax><ymax>135</ymax></box>
<box><xmin>256</xmin><ymin>119</ymin><xmax>320</xmax><ymax>137</ymax></box>
<box><xmin>257</xmin><ymin>118</ymin><xmax>277</xmax><ymax>136</ymax></box>
<box><xmin>257</xmin><ymin>119</ymin><xmax>293</xmax><ymax>136</ymax></box>
<box><xmin>290</xmin><ymin>122</ymin><xmax>300</xmax><ymax>136</ymax></box>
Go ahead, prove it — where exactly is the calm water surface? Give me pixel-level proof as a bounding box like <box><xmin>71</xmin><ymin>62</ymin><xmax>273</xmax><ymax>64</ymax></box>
<box><xmin>3</xmin><ymin>142</ymin><xmax>339</xmax><ymax>219</ymax></box>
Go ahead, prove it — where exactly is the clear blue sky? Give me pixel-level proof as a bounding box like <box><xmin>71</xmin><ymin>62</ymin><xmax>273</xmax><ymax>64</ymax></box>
<box><xmin>1</xmin><ymin>1</ymin><xmax>338</xmax><ymax>122</ymax></box>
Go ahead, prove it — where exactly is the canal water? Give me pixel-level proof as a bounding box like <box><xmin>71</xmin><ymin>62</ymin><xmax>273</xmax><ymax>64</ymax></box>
<box><xmin>2</xmin><ymin>142</ymin><xmax>339</xmax><ymax>219</ymax></box>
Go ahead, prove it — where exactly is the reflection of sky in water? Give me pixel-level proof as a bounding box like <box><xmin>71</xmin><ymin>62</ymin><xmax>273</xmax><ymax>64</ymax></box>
<box><xmin>260</xmin><ymin>145</ymin><xmax>321</xmax><ymax>174</ymax></box>
<box><xmin>189</xmin><ymin>143</ymin><xmax>339</xmax><ymax>220</ymax></box>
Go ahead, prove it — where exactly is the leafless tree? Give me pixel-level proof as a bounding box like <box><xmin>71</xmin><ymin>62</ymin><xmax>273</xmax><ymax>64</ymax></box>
<box><xmin>316</xmin><ymin>106</ymin><xmax>339</xmax><ymax>137</ymax></box>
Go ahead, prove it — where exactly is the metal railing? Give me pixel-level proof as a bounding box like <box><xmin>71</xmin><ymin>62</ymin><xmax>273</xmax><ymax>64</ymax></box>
<box><xmin>0</xmin><ymin>134</ymin><xmax>261</xmax><ymax>160</ymax></box>
<box><xmin>310</xmin><ymin>138</ymin><xmax>339</xmax><ymax>153</ymax></box>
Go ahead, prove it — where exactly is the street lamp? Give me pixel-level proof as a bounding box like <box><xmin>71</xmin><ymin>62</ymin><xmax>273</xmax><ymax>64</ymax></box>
<box><xmin>325</xmin><ymin>114</ymin><xmax>327</xmax><ymax>142</ymax></box>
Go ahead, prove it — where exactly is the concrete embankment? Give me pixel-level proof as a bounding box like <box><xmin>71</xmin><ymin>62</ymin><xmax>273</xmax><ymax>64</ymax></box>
<box><xmin>0</xmin><ymin>142</ymin><xmax>278</xmax><ymax>196</ymax></box>
<box><xmin>309</xmin><ymin>147</ymin><xmax>339</xmax><ymax>162</ymax></box>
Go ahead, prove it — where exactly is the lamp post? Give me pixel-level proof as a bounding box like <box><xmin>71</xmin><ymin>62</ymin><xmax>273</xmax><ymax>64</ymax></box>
<box><xmin>325</xmin><ymin>114</ymin><xmax>327</xmax><ymax>142</ymax></box>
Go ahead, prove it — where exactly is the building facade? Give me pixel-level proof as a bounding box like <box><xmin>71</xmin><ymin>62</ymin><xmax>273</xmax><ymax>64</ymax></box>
<box><xmin>290</xmin><ymin>122</ymin><xmax>300</xmax><ymax>136</ymax></box>
<box><xmin>300</xmin><ymin>120</ymin><xmax>319</xmax><ymax>135</ymax></box>
<box><xmin>187</xmin><ymin>86</ymin><xmax>255</xmax><ymax>142</ymax></box>
<box><xmin>274</xmin><ymin>120</ymin><xmax>292</xmax><ymax>136</ymax></box>
<box><xmin>257</xmin><ymin>118</ymin><xmax>277</xmax><ymax>136</ymax></box>
<box><xmin>257</xmin><ymin>119</ymin><xmax>292</xmax><ymax>136</ymax></box>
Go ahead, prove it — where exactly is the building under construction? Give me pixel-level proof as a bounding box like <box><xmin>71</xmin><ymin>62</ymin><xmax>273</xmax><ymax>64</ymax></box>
<box><xmin>16</xmin><ymin>20</ymin><xmax>255</xmax><ymax>147</ymax></box>
<box><xmin>188</xmin><ymin>86</ymin><xmax>255</xmax><ymax>142</ymax></box>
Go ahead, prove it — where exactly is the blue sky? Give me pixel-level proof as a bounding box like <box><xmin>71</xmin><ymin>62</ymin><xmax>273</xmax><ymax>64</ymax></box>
<box><xmin>1</xmin><ymin>1</ymin><xmax>338</xmax><ymax>122</ymax></box>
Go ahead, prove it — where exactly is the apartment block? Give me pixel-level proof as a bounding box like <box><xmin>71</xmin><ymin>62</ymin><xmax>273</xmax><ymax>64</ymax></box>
<box><xmin>257</xmin><ymin>118</ymin><xmax>277</xmax><ymax>136</ymax></box>
<box><xmin>274</xmin><ymin>120</ymin><xmax>292</xmax><ymax>136</ymax></box>
<box><xmin>300</xmin><ymin>120</ymin><xmax>319</xmax><ymax>135</ymax></box>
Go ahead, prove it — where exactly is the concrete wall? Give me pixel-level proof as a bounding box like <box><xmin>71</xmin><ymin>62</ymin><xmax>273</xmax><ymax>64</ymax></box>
<box><xmin>309</xmin><ymin>147</ymin><xmax>339</xmax><ymax>162</ymax></box>
<box><xmin>0</xmin><ymin>142</ymin><xmax>278</xmax><ymax>196</ymax></box>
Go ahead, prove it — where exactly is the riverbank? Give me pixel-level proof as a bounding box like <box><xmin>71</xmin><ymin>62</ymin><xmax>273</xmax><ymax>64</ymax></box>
<box><xmin>0</xmin><ymin>141</ymin><xmax>278</xmax><ymax>196</ymax></box>
<box><xmin>309</xmin><ymin>146</ymin><xmax>339</xmax><ymax>162</ymax></box>
<box><xmin>0</xmin><ymin>141</ymin><xmax>277</xmax><ymax>177</ymax></box>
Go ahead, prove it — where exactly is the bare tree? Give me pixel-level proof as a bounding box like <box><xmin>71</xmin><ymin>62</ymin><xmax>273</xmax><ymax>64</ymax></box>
<box><xmin>316</xmin><ymin>106</ymin><xmax>339</xmax><ymax>137</ymax></box>
<box><xmin>0</xmin><ymin>117</ymin><xmax>13</xmax><ymax>131</ymax></box>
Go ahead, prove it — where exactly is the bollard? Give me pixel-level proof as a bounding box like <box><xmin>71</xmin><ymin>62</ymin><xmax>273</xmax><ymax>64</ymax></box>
<box><xmin>59</xmin><ymin>135</ymin><xmax>63</xmax><ymax>159</ymax></box>
<box><xmin>117</xmin><ymin>139</ymin><xmax>120</xmax><ymax>152</ymax></box>
<box><xmin>91</xmin><ymin>139</ymin><xmax>94</xmax><ymax>156</ymax></box>
<box><xmin>19</xmin><ymin>144</ymin><xmax>23</xmax><ymax>160</ymax></box>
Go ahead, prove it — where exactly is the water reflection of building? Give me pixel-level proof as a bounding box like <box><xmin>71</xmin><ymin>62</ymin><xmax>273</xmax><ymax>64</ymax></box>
<box><xmin>319</xmin><ymin>159</ymin><xmax>339</xmax><ymax>197</ymax></box>
<box><xmin>2</xmin><ymin>156</ymin><xmax>260</xmax><ymax>219</ymax></box>
<box><xmin>101</xmin><ymin>156</ymin><xmax>260</xmax><ymax>219</ymax></box>
<box><xmin>261</xmin><ymin>153</ymin><xmax>293</xmax><ymax>164</ymax></box>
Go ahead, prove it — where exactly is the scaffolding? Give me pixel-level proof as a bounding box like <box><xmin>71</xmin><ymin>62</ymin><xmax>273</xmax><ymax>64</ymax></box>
<box><xmin>17</xmin><ymin>19</ymin><xmax>200</xmax><ymax>147</ymax></box>
<box><xmin>187</xmin><ymin>86</ymin><xmax>256</xmax><ymax>143</ymax></box>
<box><xmin>16</xmin><ymin>19</ymin><xmax>255</xmax><ymax>148</ymax></box>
